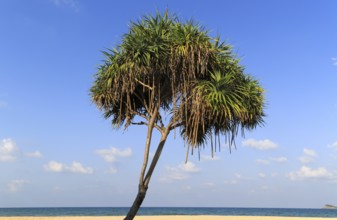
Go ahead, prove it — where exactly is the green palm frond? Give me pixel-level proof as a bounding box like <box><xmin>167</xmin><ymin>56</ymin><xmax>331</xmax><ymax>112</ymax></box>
<box><xmin>90</xmin><ymin>11</ymin><xmax>265</xmax><ymax>154</ymax></box>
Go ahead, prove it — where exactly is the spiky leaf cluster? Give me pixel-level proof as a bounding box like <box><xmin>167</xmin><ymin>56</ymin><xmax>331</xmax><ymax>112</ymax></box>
<box><xmin>91</xmin><ymin>11</ymin><xmax>265</xmax><ymax>154</ymax></box>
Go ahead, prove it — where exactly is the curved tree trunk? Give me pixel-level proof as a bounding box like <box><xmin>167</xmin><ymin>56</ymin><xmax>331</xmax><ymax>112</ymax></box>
<box><xmin>123</xmin><ymin>185</ymin><xmax>147</xmax><ymax>220</ymax></box>
<box><xmin>124</xmin><ymin>124</ymin><xmax>171</xmax><ymax>220</ymax></box>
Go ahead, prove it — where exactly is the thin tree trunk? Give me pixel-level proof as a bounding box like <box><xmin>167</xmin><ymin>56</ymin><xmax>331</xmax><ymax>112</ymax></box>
<box><xmin>123</xmin><ymin>184</ymin><xmax>147</xmax><ymax>220</ymax></box>
<box><xmin>139</xmin><ymin>108</ymin><xmax>158</xmax><ymax>183</ymax></box>
<box><xmin>143</xmin><ymin>126</ymin><xmax>170</xmax><ymax>186</ymax></box>
<box><xmin>124</xmin><ymin>124</ymin><xmax>171</xmax><ymax>220</ymax></box>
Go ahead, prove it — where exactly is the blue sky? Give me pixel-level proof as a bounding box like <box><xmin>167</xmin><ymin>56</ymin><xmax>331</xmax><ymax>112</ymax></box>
<box><xmin>1</xmin><ymin>0</ymin><xmax>337</xmax><ymax>208</ymax></box>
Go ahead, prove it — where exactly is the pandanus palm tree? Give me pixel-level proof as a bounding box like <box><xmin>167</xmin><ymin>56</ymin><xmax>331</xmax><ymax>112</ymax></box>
<box><xmin>90</xmin><ymin>11</ymin><xmax>265</xmax><ymax>220</ymax></box>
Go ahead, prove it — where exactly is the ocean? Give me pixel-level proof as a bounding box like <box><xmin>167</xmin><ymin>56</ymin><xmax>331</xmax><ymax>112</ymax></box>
<box><xmin>0</xmin><ymin>207</ymin><xmax>337</xmax><ymax>218</ymax></box>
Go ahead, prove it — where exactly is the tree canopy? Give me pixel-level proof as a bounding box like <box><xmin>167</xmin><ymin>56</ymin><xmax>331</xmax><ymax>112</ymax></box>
<box><xmin>90</xmin><ymin>11</ymin><xmax>265</xmax><ymax>220</ymax></box>
<box><xmin>91</xmin><ymin>12</ymin><xmax>265</xmax><ymax>157</ymax></box>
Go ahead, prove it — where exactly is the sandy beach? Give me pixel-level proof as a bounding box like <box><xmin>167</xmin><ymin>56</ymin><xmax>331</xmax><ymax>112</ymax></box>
<box><xmin>0</xmin><ymin>216</ymin><xmax>332</xmax><ymax>220</ymax></box>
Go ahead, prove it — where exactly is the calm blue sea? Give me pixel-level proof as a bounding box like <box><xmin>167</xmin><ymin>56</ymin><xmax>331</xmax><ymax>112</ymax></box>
<box><xmin>0</xmin><ymin>207</ymin><xmax>336</xmax><ymax>218</ymax></box>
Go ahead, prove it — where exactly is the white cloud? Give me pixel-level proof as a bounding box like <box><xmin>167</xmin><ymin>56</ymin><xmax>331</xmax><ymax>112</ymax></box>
<box><xmin>303</xmin><ymin>148</ymin><xmax>317</xmax><ymax>157</ymax></box>
<box><xmin>224</xmin><ymin>173</ymin><xmax>242</xmax><ymax>185</ymax></box>
<box><xmin>258</xmin><ymin>173</ymin><xmax>266</xmax><ymax>178</ymax></box>
<box><xmin>44</xmin><ymin>161</ymin><xmax>93</xmax><ymax>174</ymax></box>
<box><xmin>50</xmin><ymin>0</ymin><xmax>80</xmax><ymax>11</ymax></box>
<box><xmin>183</xmin><ymin>185</ymin><xmax>192</xmax><ymax>191</ymax></box>
<box><xmin>107</xmin><ymin>167</ymin><xmax>118</xmax><ymax>174</ymax></box>
<box><xmin>7</xmin><ymin>180</ymin><xmax>29</xmax><ymax>192</ymax></box>
<box><xmin>203</xmin><ymin>182</ymin><xmax>216</xmax><ymax>188</ymax></box>
<box><xmin>328</xmin><ymin>141</ymin><xmax>337</xmax><ymax>149</ymax></box>
<box><xmin>256</xmin><ymin>157</ymin><xmax>287</xmax><ymax>165</ymax></box>
<box><xmin>288</xmin><ymin>166</ymin><xmax>334</xmax><ymax>180</ymax></box>
<box><xmin>270</xmin><ymin>157</ymin><xmax>287</xmax><ymax>163</ymax></box>
<box><xmin>44</xmin><ymin>161</ymin><xmax>64</xmax><ymax>172</ymax></box>
<box><xmin>201</xmin><ymin>155</ymin><xmax>220</xmax><ymax>161</ymax></box>
<box><xmin>235</xmin><ymin>173</ymin><xmax>242</xmax><ymax>179</ymax></box>
<box><xmin>96</xmin><ymin>147</ymin><xmax>132</xmax><ymax>163</ymax></box>
<box><xmin>299</xmin><ymin>156</ymin><xmax>315</xmax><ymax>164</ymax></box>
<box><xmin>160</xmin><ymin>162</ymin><xmax>200</xmax><ymax>182</ymax></box>
<box><xmin>163</xmin><ymin>170</ymin><xmax>189</xmax><ymax>181</ymax></box>
<box><xmin>260</xmin><ymin>185</ymin><xmax>271</xmax><ymax>191</ymax></box>
<box><xmin>242</xmin><ymin>139</ymin><xmax>277</xmax><ymax>150</ymax></box>
<box><xmin>331</xmin><ymin>57</ymin><xmax>337</xmax><ymax>66</ymax></box>
<box><xmin>298</xmin><ymin>148</ymin><xmax>317</xmax><ymax>164</ymax></box>
<box><xmin>178</xmin><ymin>161</ymin><xmax>200</xmax><ymax>173</ymax></box>
<box><xmin>256</xmin><ymin>159</ymin><xmax>270</xmax><ymax>165</ymax></box>
<box><xmin>26</xmin><ymin>151</ymin><xmax>43</xmax><ymax>158</ymax></box>
<box><xmin>0</xmin><ymin>139</ymin><xmax>18</xmax><ymax>162</ymax></box>
<box><xmin>224</xmin><ymin>179</ymin><xmax>238</xmax><ymax>185</ymax></box>
<box><xmin>67</xmin><ymin>162</ymin><xmax>93</xmax><ymax>174</ymax></box>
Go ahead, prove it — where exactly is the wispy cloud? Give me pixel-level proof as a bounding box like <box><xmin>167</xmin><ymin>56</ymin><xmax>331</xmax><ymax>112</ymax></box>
<box><xmin>288</xmin><ymin>166</ymin><xmax>334</xmax><ymax>181</ymax></box>
<box><xmin>96</xmin><ymin>147</ymin><xmax>132</xmax><ymax>174</ymax></box>
<box><xmin>7</xmin><ymin>180</ymin><xmax>30</xmax><ymax>192</ymax></box>
<box><xmin>44</xmin><ymin>161</ymin><xmax>93</xmax><ymax>174</ymax></box>
<box><xmin>242</xmin><ymin>139</ymin><xmax>277</xmax><ymax>150</ymax></box>
<box><xmin>202</xmin><ymin>182</ymin><xmax>217</xmax><ymax>190</ymax></box>
<box><xmin>256</xmin><ymin>157</ymin><xmax>287</xmax><ymax>165</ymax></box>
<box><xmin>258</xmin><ymin>173</ymin><xmax>266</xmax><ymax>178</ymax></box>
<box><xmin>331</xmin><ymin>57</ymin><xmax>337</xmax><ymax>66</ymax></box>
<box><xmin>50</xmin><ymin>0</ymin><xmax>80</xmax><ymax>12</ymax></box>
<box><xmin>298</xmin><ymin>148</ymin><xmax>317</xmax><ymax>164</ymax></box>
<box><xmin>224</xmin><ymin>173</ymin><xmax>242</xmax><ymax>185</ymax></box>
<box><xmin>106</xmin><ymin>167</ymin><xmax>117</xmax><ymax>174</ymax></box>
<box><xmin>201</xmin><ymin>155</ymin><xmax>220</xmax><ymax>161</ymax></box>
<box><xmin>328</xmin><ymin>141</ymin><xmax>337</xmax><ymax>149</ymax></box>
<box><xmin>270</xmin><ymin>157</ymin><xmax>288</xmax><ymax>163</ymax></box>
<box><xmin>25</xmin><ymin>151</ymin><xmax>43</xmax><ymax>158</ymax></box>
<box><xmin>45</xmin><ymin>160</ymin><xmax>63</xmax><ymax>172</ymax></box>
<box><xmin>0</xmin><ymin>139</ymin><xmax>18</xmax><ymax>162</ymax></box>
<box><xmin>160</xmin><ymin>161</ymin><xmax>200</xmax><ymax>182</ymax></box>
<box><xmin>203</xmin><ymin>182</ymin><xmax>216</xmax><ymax>187</ymax></box>
<box><xmin>178</xmin><ymin>161</ymin><xmax>200</xmax><ymax>173</ymax></box>
<box><xmin>223</xmin><ymin>179</ymin><xmax>238</xmax><ymax>185</ymax></box>
<box><xmin>163</xmin><ymin>169</ymin><xmax>189</xmax><ymax>181</ymax></box>
<box><xmin>67</xmin><ymin>161</ymin><xmax>93</xmax><ymax>174</ymax></box>
<box><xmin>256</xmin><ymin>159</ymin><xmax>270</xmax><ymax>165</ymax></box>
<box><xmin>96</xmin><ymin>147</ymin><xmax>132</xmax><ymax>163</ymax></box>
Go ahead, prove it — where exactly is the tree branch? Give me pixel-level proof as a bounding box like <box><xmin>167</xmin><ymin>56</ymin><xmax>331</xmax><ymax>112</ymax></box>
<box><xmin>131</xmin><ymin>121</ymin><xmax>148</xmax><ymax>126</ymax></box>
<box><xmin>128</xmin><ymin>109</ymin><xmax>148</xmax><ymax>121</ymax></box>
<box><xmin>157</xmin><ymin>114</ymin><xmax>165</xmax><ymax>128</ymax></box>
<box><xmin>133</xmin><ymin>90</ymin><xmax>151</xmax><ymax>115</ymax></box>
<box><xmin>135</xmin><ymin>79</ymin><xmax>153</xmax><ymax>90</ymax></box>
<box><xmin>169</xmin><ymin>121</ymin><xmax>183</xmax><ymax>131</ymax></box>
<box><xmin>143</xmin><ymin>121</ymin><xmax>173</xmax><ymax>187</ymax></box>
<box><xmin>139</xmin><ymin>105</ymin><xmax>159</xmax><ymax>184</ymax></box>
<box><xmin>153</xmin><ymin>123</ymin><xmax>164</xmax><ymax>133</ymax></box>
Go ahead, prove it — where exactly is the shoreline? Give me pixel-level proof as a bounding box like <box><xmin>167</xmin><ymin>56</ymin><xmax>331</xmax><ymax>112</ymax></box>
<box><xmin>0</xmin><ymin>216</ymin><xmax>332</xmax><ymax>220</ymax></box>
